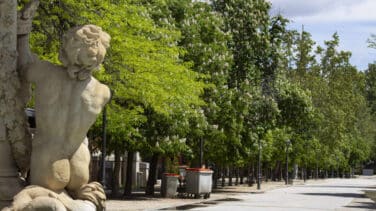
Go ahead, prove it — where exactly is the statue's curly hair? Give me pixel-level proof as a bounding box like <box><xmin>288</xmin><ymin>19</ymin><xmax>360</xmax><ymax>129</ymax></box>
<box><xmin>59</xmin><ymin>25</ymin><xmax>111</xmax><ymax>80</ymax></box>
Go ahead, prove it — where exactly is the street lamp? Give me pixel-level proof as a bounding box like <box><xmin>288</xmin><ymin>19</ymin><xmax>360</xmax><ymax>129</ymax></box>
<box><xmin>100</xmin><ymin>105</ymin><xmax>107</xmax><ymax>188</ymax></box>
<box><xmin>100</xmin><ymin>90</ymin><xmax>113</xmax><ymax>188</ymax></box>
<box><xmin>200</xmin><ymin>137</ymin><xmax>204</xmax><ymax>168</ymax></box>
<box><xmin>257</xmin><ymin>138</ymin><xmax>262</xmax><ymax>190</ymax></box>
<box><xmin>335</xmin><ymin>156</ymin><xmax>339</xmax><ymax>178</ymax></box>
<box><xmin>285</xmin><ymin>139</ymin><xmax>291</xmax><ymax>185</ymax></box>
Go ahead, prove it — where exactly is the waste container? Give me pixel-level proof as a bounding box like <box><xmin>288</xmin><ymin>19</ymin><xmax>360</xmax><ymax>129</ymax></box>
<box><xmin>161</xmin><ymin>173</ymin><xmax>179</xmax><ymax>198</ymax></box>
<box><xmin>178</xmin><ymin>165</ymin><xmax>188</xmax><ymax>179</ymax></box>
<box><xmin>185</xmin><ymin>168</ymin><xmax>213</xmax><ymax>198</ymax></box>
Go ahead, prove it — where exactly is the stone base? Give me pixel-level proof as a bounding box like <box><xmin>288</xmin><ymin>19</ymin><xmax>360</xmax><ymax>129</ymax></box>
<box><xmin>4</xmin><ymin>185</ymin><xmax>101</xmax><ymax>211</ymax></box>
<box><xmin>0</xmin><ymin>201</ymin><xmax>11</xmax><ymax>210</ymax></box>
<box><xmin>0</xmin><ymin>177</ymin><xmax>23</xmax><ymax>210</ymax></box>
<box><xmin>0</xmin><ymin>176</ymin><xmax>24</xmax><ymax>210</ymax></box>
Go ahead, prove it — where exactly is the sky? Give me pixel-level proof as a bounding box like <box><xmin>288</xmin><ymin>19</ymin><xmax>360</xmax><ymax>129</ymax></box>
<box><xmin>268</xmin><ymin>0</ymin><xmax>376</xmax><ymax>70</ymax></box>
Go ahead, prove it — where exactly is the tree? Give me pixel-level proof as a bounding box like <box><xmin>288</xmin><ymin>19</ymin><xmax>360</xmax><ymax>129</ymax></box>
<box><xmin>367</xmin><ymin>34</ymin><xmax>376</xmax><ymax>49</ymax></box>
<box><xmin>25</xmin><ymin>0</ymin><xmax>206</xmax><ymax>195</ymax></box>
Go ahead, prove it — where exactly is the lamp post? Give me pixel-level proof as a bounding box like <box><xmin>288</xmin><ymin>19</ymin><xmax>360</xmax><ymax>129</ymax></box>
<box><xmin>285</xmin><ymin>139</ymin><xmax>291</xmax><ymax>185</ymax></box>
<box><xmin>200</xmin><ymin>137</ymin><xmax>204</xmax><ymax>168</ymax></box>
<box><xmin>100</xmin><ymin>105</ymin><xmax>107</xmax><ymax>188</ymax></box>
<box><xmin>335</xmin><ymin>156</ymin><xmax>339</xmax><ymax>178</ymax></box>
<box><xmin>304</xmin><ymin>139</ymin><xmax>307</xmax><ymax>183</ymax></box>
<box><xmin>315</xmin><ymin>149</ymin><xmax>319</xmax><ymax>179</ymax></box>
<box><xmin>257</xmin><ymin>138</ymin><xmax>262</xmax><ymax>190</ymax></box>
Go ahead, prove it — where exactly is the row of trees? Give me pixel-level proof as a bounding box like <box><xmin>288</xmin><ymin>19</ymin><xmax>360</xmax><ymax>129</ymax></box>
<box><xmin>23</xmin><ymin>0</ymin><xmax>376</xmax><ymax>196</ymax></box>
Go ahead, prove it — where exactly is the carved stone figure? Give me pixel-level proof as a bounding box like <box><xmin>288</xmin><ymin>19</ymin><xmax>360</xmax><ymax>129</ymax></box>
<box><xmin>3</xmin><ymin>5</ymin><xmax>111</xmax><ymax>209</ymax></box>
<box><xmin>0</xmin><ymin>0</ymin><xmax>111</xmax><ymax>209</ymax></box>
<box><xmin>7</xmin><ymin>24</ymin><xmax>111</xmax><ymax>210</ymax></box>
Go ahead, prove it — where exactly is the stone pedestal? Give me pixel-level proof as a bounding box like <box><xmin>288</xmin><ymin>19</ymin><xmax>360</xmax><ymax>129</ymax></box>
<box><xmin>0</xmin><ymin>0</ymin><xmax>25</xmax><ymax>209</ymax></box>
<box><xmin>0</xmin><ymin>123</ymin><xmax>23</xmax><ymax>209</ymax></box>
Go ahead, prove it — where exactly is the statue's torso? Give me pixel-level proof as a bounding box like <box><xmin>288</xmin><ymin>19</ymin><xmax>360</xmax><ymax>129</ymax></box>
<box><xmin>32</xmin><ymin>62</ymin><xmax>110</xmax><ymax>157</ymax></box>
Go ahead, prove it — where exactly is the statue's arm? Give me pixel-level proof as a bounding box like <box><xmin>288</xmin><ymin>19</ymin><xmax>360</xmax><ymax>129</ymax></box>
<box><xmin>17</xmin><ymin>0</ymin><xmax>40</xmax><ymax>82</ymax></box>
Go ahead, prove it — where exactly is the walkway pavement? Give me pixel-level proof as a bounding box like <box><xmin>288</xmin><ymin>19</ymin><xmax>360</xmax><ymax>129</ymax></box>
<box><xmin>175</xmin><ymin>177</ymin><xmax>376</xmax><ymax>211</ymax></box>
<box><xmin>107</xmin><ymin>177</ymin><xmax>376</xmax><ymax>210</ymax></box>
<box><xmin>107</xmin><ymin>179</ymin><xmax>316</xmax><ymax>210</ymax></box>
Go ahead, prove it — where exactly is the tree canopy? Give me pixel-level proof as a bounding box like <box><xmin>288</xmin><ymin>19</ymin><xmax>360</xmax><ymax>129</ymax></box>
<box><xmin>23</xmin><ymin>0</ymin><xmax>376</xmax><ymax>193</ymax></box>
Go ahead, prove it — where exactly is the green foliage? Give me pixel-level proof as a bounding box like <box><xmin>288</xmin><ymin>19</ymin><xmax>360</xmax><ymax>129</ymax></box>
<box><xmin>367</xmin><ymin>34</ymin><xmax>376</xmax><ymax>49</ymax></box>
<box><xmin>26</xmin><ymin>0</ymin><xmax>206</xmax><ymax>157</ymax></box>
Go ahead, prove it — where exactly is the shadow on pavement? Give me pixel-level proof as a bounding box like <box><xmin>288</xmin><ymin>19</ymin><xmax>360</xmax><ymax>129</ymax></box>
<box><xmin>211</xmin><ymin>190</ymin><xmax>254</xmax><ymax>194</ymax></box>
<box><xmin>300</xmin><ymin>185</ymin><xmax>376</xmax><ymax>189</ymax></box>
<box><xmin>300</xmin><ymin>192</ymin><xmax>366</xmax><ymax>198</ymax></box>
<box><xmin>345</xmin><ymin>202</ymin><xmax>376</xmax><ymax>209</ymax></box>
<box><xmin>159</xmin><ymin>198</ymin><xmax>244</xmax><ymax>210</ymax></box>
<box><xmin>160</xmin><ymin>204</ymin><xmax>209</xmax><ymax>210</ymax></box>
<box><xmin>213</xmin><ymin>198</ymin><xmax>243</xmax><ymax>202</ymax></box>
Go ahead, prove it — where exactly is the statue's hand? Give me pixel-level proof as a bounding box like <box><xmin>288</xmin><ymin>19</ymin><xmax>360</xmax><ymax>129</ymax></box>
<box><xmin>6</xmin><ymin>185</ymin><xmax>66</xmax><ymax>211</ymax></box>
<box><xmin>17</xmin><ymin>0</ymin><xmax>39</xmax><ymax>35</ymax></box>
<box><xmin>73</xmin><ymin>182</ymin><xmax>106</xmax><ymax>211</ymax></box>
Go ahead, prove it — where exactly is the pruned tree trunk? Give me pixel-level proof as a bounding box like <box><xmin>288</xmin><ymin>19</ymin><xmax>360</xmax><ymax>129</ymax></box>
<box><xmin>213</xmin><ymin>166</ymin><xmax>218</xmax><ymax>188</ymax></box>
<box><xmin>111</xmin><ymin>148</ymin><xmax>121</xmax><ymax>198</ymax></box>
<box><xmin>235</xmin><ymin>167</ymin><xmax>239</xmax><ymax>185</ymax></box>
<box><xmin>240</xmin><ymin>167</ymin><xmax>244</xmax><ymax>184</ymax></box>
<box><xmin>228</xmin><ymin>166</ymin><xmax>233</xmax><ymax>186</ymax></box>
<box><xmin>221</xmin><ymin>166</ymin><xmax>225</xmax><ymax>187</ymax></box>
<box><xmin>246</xmin><ymin>164</ymin><xmax>251</xmax><ymax>186</ymax></box>
<box><xmin>248</xmin><ymin>162</ymin><xmax>254</xmax><ymax>186</ymax></box>
<box><xmin>124</xmin><ymin>151</ymin><xmax>134</xmax><ymax>196</ymax></box>
<box><xmin>274</xmin><ymin>161</ymin><xmax>281</xmax><ymax>181</ymax></box>
<box><xmin>145</xmin><ymin>153</ymin><xmax>159</xmax><ymax>195</ymax></box>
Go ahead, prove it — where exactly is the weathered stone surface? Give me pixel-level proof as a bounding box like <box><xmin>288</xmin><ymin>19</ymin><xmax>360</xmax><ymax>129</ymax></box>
<box><xmin>0</xmin><ymin>139</ymin><xmax>23</xmax><ymax>209</ymax></box>
<box><xmin>17</xmin><ymin>0</ymin><xmax>39</xmax><ymax>35</ymax></box>
<box><xmin>0</xmin><ymin>122</ymin><xmax>5</xmax><ymax>141</ymax></box>
<box><xmin>0</xmin><ymin>0</ymin><xmax>27</xmax><ymax>209</ymax></box>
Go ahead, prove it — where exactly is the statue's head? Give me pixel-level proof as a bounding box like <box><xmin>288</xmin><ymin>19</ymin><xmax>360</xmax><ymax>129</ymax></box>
<box><xmin>59</xmin><ymin>25</ymin><xmax>111</xmax><ymax>80</ymax></box>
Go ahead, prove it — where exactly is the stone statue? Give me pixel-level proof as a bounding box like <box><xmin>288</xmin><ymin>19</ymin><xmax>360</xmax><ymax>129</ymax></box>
<box><xmin>4</xmin><ymin>2</ymin><xmax>111</xmax><ymax>210</ymax></box>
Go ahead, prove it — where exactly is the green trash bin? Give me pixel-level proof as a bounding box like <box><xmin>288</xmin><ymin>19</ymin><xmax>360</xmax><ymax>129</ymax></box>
<box><xmin>161</xmin><ymin>173</ymin><xmax>179</xmax><ymax>198</ymax></box>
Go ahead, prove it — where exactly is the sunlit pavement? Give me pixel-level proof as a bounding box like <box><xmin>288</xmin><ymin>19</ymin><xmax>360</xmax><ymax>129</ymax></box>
<box><xmin>181</xmin><ymin>177</ymin><xmax>376</xmax><ymax>211</ymax></box>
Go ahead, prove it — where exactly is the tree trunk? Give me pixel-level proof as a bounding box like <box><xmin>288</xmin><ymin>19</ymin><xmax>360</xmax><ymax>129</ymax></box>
<box><xmin>111</xmin><ymin>148</ymin><xmax>121</xmax><ymax>198</ymax></box>
<box><xmin>247</xmin><ymin>164</ymin><xmax>252</xmax><ymax>186</ymax></box>
<box><xmin>248</xmin><ymin>162</ymin><xmax>254</xmax><ymax>186</ymax></box>
<box><xmin>221</xmin><ymin>166</ymin><xmax>225</xmax><ymax>187</ymax></box>
<box><xmin>123</xmin><ymin>151</ymin><xmax>134</xmax><ymax>196</ymax></box>
<box><xmin>228</xmin><ymin>166</ymin><xmax>232</xmax><ymax>186</ymax></box>
<box><xmin>235</xmin><ymin>167</ymin><xmax>239</xmax><ymax>185</ymax></box>
<box><xmin>213</xmin><ymin>166</ymin><xmax>218</xmax><ymax>188</ymax></box>
<box><xmin>161</xmin><ymin>157</ymin><xmax>166</xmax><ymax>173</ymax></box>
<box><xmin>240</xmin><ymin>167</ymin><xmax>244</xmax><ymax>184</ymax></box>
<box><xmin>269</xmin><ymin>167</ymin><xmax>273</xmax><ymax>181</ymax></box>
<box><xmin>274</xmin><ymin>161</ymin><xmax>280</xmax><ymax>181</ymax></box>
<box><xmin>145</xmin><ymin>153</ymin><xmax>159</xmax><ymax>195</ymax></box>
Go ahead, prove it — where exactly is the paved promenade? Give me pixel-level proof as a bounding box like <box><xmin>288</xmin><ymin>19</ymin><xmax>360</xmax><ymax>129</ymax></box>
<box><xmin>107</xmin><ymin>177</ymin><xmax>376</xmax><ymax>210</ymax></box>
